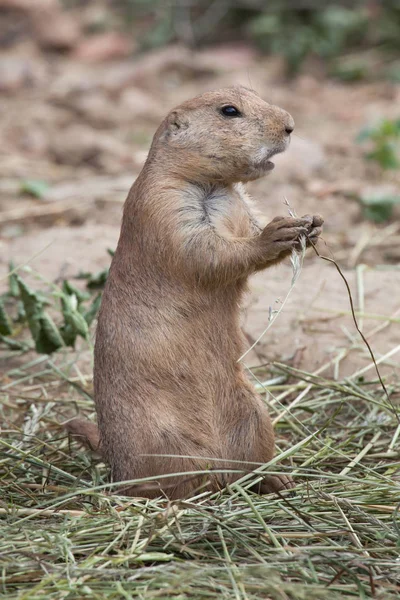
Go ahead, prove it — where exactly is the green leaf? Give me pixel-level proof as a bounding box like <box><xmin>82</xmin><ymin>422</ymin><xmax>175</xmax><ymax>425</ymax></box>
<box><xmin>358</xmin><ymin>118</ymin><xmax>400</xmax><ymax>170</ymax></box>
<box><xmin>8</xmin><ymin>261</ymin><xmax>19</xmax><ymax>297</ymax></box>
<box><xmin>15</xmin><ymin>275</ymin><xmax>64</xmax><ymax>354</ymax></box>
<box><xmin>86</xmin><ymin>268</ymin><xmax>109</xmax><ymax>289</ymax></box>
<box><xmin>20</xmin><ymin>179</ymin><xmax>50</xmax><ymax>199</ymax></box>
<box><xmin>366</xmin><ymin>143</ymin><xmax>399</xmax><ymax>170</ymax></box>
<box><xmin>360</xmin><ymin>193</ymin><xmax>400</xmax><ymax>223</ymax></box>
<box><xmin>330</xmin><ymin>58</ymin><xmax>368</xmax><ymax>82</ymax></box>
<box><xmin>363</xmin><ymin>204</ymin><xmax>394</xmax><ymax>223</ymax></box>
<box><xmin>16</xmin><ymin>276</ymin><xmax>44</xmax><ymax>342</ymax></box>
<box><xmin>59</xmin><ymin>323</ymin><xmax>77</xmax><ymax>347</ymax></box>
<box><xmin>61</xmin><ymin>295</ymin><xmax>89</xmax><ymax>340</ymax></box>
<box><xmin>247</xmin><ymin>14</ymin><xmax>280</xmax><ymax>39</ymax></box>
<box><xmin>315</xmin><ymin>6</ymin><xmax>367</xmax><ymax>57</ymax></box>
<box><xmin>75</xmin><ymin>250</ymin><xmax>112</xmax><ymax>289</ymax></box>
<box><xmin>16</xmin><ymin>300</ymin><xmax>26</xmax><ymax>323</ymax></box>
<box><xmin>83</xmin><ymin>293</ymin><xmax>102</xmax><ymax>326</ymax></box>
<box><xmin>284</xmin><ymin>28</ymin><xmax>314</xmax><ymax>75</ymax></box>
<box><xmin>36</xmin><ymin>314</ymin><xmax>65</xmax><ymax>354</ymax></box>
<box><xmin>0</xmin><ymin>299</ymin><xmax>12</xmax><ymax>335</ymax></box>
<box><xmin>380</xmin><ymin>119</ymin><xmax>400</xmax><ymax>138</ymax></box>
<box><xmin>62</xmin><ymin>280</ymin><xmax>90</xmax><ymax>305</ymax></box>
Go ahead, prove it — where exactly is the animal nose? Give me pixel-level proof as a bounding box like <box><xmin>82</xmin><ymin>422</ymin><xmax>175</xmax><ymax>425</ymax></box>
<box><xmin>285</xmin><ymin>125</ymin><xmax>294</xmax><ymax>135</ymax></box>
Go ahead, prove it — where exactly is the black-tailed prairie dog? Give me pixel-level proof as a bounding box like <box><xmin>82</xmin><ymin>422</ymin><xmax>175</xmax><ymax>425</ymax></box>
<box><xmin>66</xmin><ymin>86</ymin><xmax>323</xmax><ymax>498</ymax></box>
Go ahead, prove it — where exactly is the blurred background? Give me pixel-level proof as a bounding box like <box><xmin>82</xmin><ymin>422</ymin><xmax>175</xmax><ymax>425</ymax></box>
<box><xmin>0</xmin><ymin>0</ymin><xmax>399</xmax><ymax>374</ymax></box>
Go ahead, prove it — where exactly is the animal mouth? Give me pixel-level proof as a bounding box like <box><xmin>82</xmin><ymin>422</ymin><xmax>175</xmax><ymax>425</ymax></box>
<box><xmin>263</xmin><ymin>159</ymin><xmax>275</xmax><ymax>171</ymax></box>
<box><xmin>259</xmin><ymin>153</ymin><xmax>278</xmax><ymax>172</ymax></box>
<box><xmin>258</xmin><ymin>145</ymin><xmax>286</xmax><ymax>171</ymax></box>
<box><xmin>254</xmin><ymin>144</ymin><xmax>286</xmax><ymax>173</ymax></box>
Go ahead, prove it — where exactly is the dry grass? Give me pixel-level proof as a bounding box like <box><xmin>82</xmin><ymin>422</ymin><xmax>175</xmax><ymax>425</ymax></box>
<box><xmin>1</xmin><ymin>335</ymin><xmax>400</xmax><ymax>599</ymax></box>
<box><xmin>1</xmin><ymin>244</ymin><xmax>400</xmax><ymax>599</ymax></box>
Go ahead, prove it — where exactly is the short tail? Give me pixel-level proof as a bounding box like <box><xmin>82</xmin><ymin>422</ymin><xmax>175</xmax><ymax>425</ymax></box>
<box><xmin>64</xmin><ymin>418</ymin><xmax>101</xmax><ymax>454</ymax></box>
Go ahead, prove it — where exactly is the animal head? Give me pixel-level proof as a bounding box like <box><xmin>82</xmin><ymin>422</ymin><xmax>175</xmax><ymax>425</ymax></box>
<box><xmin>151</xmin><ymin>86</ymin><xmax>294</xmax><ymax>184</ymax></box>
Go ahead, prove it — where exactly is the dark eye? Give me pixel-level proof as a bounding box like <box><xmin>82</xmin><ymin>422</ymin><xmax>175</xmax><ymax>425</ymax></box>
<box><xmin>220</xmin><ymin>105</ymin><xmax>242</xmax><ymax>117</ymax></box>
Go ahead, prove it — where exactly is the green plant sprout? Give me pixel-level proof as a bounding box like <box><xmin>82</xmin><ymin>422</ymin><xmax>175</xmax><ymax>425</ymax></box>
<box><xmin>357</xmin><ymin>118</ymin><xmax>400</xmax><ymax>170</ymax></box>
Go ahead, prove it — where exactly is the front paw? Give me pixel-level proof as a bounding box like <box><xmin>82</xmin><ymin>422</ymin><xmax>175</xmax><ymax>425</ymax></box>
<box><xmin>260</xmin><ymin>215</ymin><xmax>312</xmax><ymax>260</ymax></box>
<box><xmin>302</xmin><ymin>214</ymin><xmax>324</xmax><ymax>248</ymax></box>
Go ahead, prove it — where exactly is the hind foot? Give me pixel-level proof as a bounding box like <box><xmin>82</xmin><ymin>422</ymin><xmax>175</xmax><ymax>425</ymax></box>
<box><xmin>254</xmin><ymin>474</ymin><xmax>296</xmax><ymax>495</ymax></box>
<box><xmin>64</xmin><ymin>418</ymin><xmax>101</xmax><ymax>453</ymax></box>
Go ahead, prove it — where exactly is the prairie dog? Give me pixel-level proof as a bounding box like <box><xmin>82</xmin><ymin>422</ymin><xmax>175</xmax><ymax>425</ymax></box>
<box><xmin>66</xmin><ymin>86</ymin><xmax>323</xmax><ymax>498</ymax></box>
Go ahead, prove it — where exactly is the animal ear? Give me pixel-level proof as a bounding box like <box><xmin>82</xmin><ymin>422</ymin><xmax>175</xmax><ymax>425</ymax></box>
<box><xmin>167</xmin><ymin>110</ymin><xmax>189</xmax><ymax>133</ymax></box>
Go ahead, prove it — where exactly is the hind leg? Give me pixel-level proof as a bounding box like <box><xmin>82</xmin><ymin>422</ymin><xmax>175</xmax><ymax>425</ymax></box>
<box><xmin>63</xmin><ymin>415</ymin><xmax>218</xmax><ymax>499</ymax></box>
<box><xmin>105</xmin><ymin>422</ymin><xmax>222</xmax><ymax>500</ymax></box>
<box><xmin>226</xmin><ymin>384</ymin><xmax>295</xmax><ymax>494</ymax></box>
<box><xmin>112</xmin><ymin>455</ymin><xmax>217</xmax><ymax>500</ymax></box>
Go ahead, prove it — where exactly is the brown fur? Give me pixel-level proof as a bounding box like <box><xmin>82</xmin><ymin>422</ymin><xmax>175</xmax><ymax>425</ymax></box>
<box><xmin>65</xmin><ymin>86</ymin><xmax>323</xmax><ymax>498</ymax></box>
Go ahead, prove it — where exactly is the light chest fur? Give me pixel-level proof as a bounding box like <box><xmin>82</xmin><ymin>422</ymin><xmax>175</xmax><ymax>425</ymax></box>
<box><xmin>175</xmin><ymin>182</ymin><xmax>262</xmax><ymax>241</ymax></box>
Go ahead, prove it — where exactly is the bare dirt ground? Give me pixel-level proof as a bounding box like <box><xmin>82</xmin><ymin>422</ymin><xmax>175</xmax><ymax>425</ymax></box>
<box><xmin>1</xmin><ymin>34</ymin><xmax>399</xmax><ymax>380</ymax></box>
